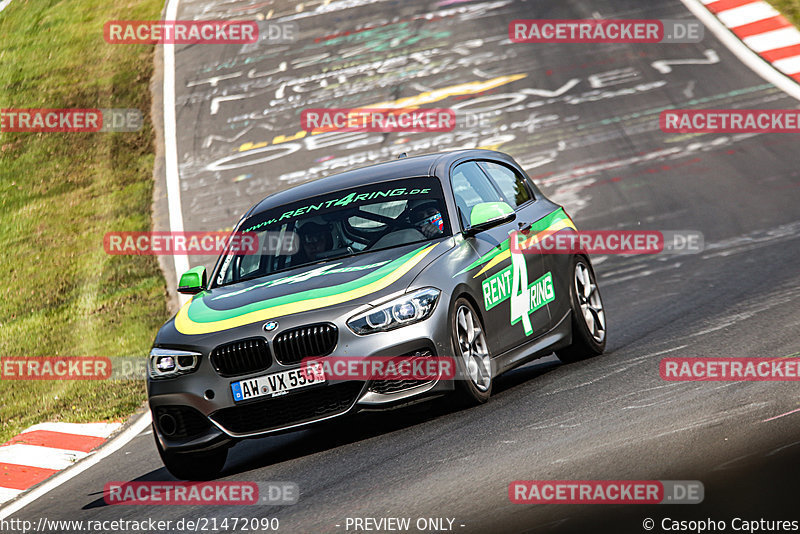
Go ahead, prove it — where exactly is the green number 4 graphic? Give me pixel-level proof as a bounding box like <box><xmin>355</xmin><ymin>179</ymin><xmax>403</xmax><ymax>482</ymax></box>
<box><xmin>510</xmin><ymin>250</ymin><xmax>555</xmax><ymax>336</ymax></box>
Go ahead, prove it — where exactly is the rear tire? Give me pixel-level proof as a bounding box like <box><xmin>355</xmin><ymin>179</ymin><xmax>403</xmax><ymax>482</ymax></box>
<box><xmin>154</xmin><ymin>425</ymin><xmax>228</xmax><ymax>480</ymax></box>
<box><xmin>450</xmin><ymin>298</ymin><xmax>492</xmax><ymax>406</ymax></box>
<box><xmin>557</xmin><ymin>256</ymin><xmax>606</xmax><ymax>363</ymax></box>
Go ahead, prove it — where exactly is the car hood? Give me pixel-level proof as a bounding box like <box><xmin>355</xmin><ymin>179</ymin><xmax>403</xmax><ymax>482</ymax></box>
<box><xmin>171</xmin><ymin>241</ymin><xmax>449</xmax><ymax>336</ymax></box>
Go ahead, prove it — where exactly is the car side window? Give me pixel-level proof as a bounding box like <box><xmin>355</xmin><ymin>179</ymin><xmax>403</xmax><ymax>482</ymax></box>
<box><xmin>450</xmin><ymin>161</ymin><xmax>503</xmax><ymax>228</ymax></box>
<box><xmin>478</xmin><ymin>161</ymin><xmax>532</xmax><ymax>207</ymax></box>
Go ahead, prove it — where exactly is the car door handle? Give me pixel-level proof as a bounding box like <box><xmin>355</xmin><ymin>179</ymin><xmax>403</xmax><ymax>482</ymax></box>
<box><xmin>518</xmin><ymin>221</ymin><xmax>532</xmax><ymax>232</ymax></box>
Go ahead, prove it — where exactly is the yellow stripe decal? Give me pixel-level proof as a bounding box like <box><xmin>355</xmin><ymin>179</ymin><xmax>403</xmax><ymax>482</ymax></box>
<box><xmin>174</xmin><ymin>244</ymin><xmax>438</xmax><ymax>335</ymax></box>
<box><xmin>473</xmin><ymin>218</ymin><xmax>577</xmax><ymax>278</ymax></box>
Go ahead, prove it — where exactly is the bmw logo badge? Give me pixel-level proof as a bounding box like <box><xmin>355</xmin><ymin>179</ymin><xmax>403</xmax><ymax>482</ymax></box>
<box><xmin>263</xmin><ymin>321</ymin><xmax>279</xmax><ymax>332</ymax></box>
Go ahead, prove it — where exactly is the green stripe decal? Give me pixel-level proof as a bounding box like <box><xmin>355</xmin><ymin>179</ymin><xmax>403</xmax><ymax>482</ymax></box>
<box><xmin>174</xmin><ymin>244</ymin><xmax>438</xmax><ymax>334</ymax></box>
<box><xmin>187</xmin><ymin>245</ymin><xmax>427</xmax><ymax>323</ymax></box>
<box><xmin>455</xmin><ymin>208</ymin><xmax>569</xmax><ymax>276</ymax></box>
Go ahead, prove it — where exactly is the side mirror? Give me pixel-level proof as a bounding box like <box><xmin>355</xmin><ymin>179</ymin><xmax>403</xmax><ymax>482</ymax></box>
<box><xmin>177</xmin><ymin>266</ymin><xmax>207</xmax><ymax>295</ymax></box>
<box><xmin>464</xmin><ymin>202</ymin><xmax>516</xmax><ymax>237</ymax></box>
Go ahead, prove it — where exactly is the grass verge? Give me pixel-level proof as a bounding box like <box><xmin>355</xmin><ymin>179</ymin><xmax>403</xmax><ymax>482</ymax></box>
<box><xmin>0</xmin><ymin>0</ymin><xmax>167</xmax><ymax>443</ymax></box>
<box><xmin>766</xmin><ymin>0</ymin><xmax>800</xmax><ymax>28</ymax></box>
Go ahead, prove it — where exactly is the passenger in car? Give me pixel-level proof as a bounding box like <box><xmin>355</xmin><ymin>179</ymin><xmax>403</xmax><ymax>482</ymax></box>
<box><xmin>296</xmin><ymin>222</ymin><xmax>333</xmax><ymax>263</ymax></box>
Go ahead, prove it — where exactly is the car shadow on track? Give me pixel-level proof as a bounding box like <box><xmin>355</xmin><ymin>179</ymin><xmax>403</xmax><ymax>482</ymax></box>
<box><xmin>80</xmin><ymin>356</ymin><xmax>564</xmax><ymax>510</ymax></box>
<box><xmin>222</xmin><ymin>355</ymin><xmax>565</xmax><ymax>477</ymax></box>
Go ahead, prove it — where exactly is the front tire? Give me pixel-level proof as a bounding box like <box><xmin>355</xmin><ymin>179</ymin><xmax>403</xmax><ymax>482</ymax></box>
<box><xmin>450</xmin><ymin>298</ymin><xmax>492</xmax><ymax>405</ymax></box>
<box><xmin>154</xmin><ymin>425</ymin><xmax>228</xmax><ymax>480</ymax></box>
<box><xmin>556</xmin><ymin>256</ymin><xmax>606</xmax><ymax>363</ymax></box>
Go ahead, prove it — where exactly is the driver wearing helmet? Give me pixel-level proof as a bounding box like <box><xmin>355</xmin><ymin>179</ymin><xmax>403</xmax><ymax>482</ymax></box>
<box><xmin>410</xmin><ymin>201</ymin><xmax>445</xmax><ymax>238</ymax></box>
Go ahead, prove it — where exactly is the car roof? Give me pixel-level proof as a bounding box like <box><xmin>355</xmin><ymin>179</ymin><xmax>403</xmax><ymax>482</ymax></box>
<box><xmin>247</xmin><ymin>148</ymin><xmax>509</xmax><ymax>217</ymax></box>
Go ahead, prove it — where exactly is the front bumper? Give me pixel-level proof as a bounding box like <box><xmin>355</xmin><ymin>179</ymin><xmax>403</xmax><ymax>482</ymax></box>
<box><xmin>148</xmin><ymin>294</ymin><xmax>454</xmax><ymax>452</ymax></box>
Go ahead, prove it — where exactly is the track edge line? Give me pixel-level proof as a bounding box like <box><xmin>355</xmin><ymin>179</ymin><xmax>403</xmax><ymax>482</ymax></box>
<box><xmin>0</xmin><ymin>410</ymin><xmax>153</xmax><ymax>520</ymax></box>
<box><xmin>680</xmin><ymin>0</ymin><xmax>800</xmax><ymax>102</ymax></box>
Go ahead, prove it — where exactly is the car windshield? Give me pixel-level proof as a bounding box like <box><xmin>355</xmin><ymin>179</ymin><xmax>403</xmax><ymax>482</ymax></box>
<box><xmin>212</xmin><ymin>176</ymin><xmax>450</xmax><ymax>287</ymax></box>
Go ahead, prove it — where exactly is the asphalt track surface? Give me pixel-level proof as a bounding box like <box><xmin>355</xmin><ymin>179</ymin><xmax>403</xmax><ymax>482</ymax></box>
<box><xmin>13</xmin><ymin>0</ymin><xmax>800</xmax><ymax>532</ymax></box>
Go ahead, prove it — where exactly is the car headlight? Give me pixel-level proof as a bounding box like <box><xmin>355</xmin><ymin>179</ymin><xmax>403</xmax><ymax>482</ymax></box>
<box><xmin>148</xmin><ymin>348</ymin><xmax>201</xmax><ymax>379</ymax></box>
<box><xmin>347</xmin><ymin>288</ymin><xmax>440</xmax><ymax>335</ymax></box>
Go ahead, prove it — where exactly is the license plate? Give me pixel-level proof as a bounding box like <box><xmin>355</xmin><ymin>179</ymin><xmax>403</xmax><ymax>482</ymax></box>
<box><xmin>230</xmin><ymin>364</ymin><xmax>325</xmax><ymax>402</ymax></box>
